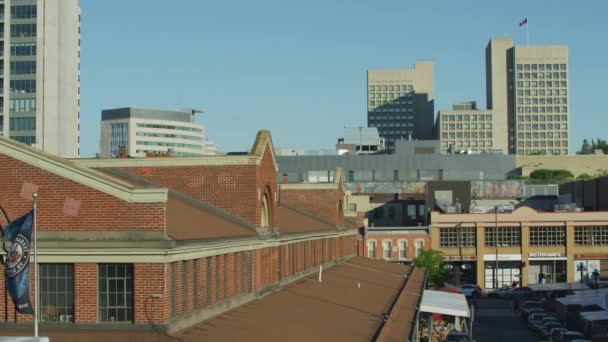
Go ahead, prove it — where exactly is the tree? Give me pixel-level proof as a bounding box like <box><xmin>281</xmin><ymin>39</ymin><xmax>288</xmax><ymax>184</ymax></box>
<box><xmin>529</xmin><ymin>169</ymin><xmax>574</xmax><ymax>181</ymax></box>
<box><xmin>577</xmin><ymin>173</ymin><xmax>593</xmax><ymax>180</ymax></box>
<box><xmin>580</xmin><ymin>139</ymin><xmax>593</xmax><ymax>155</ymax></box>
<box><xmin>413</xmin><ymin>250</ymin><xmax>446</xmax><ymax>286</ymax></box>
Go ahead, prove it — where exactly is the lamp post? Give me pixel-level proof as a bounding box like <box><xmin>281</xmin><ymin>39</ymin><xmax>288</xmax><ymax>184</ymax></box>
<box><xmin>494</xmin><ymin>205</ymin><xmax>499</xmax><ymax>289</ymax></box>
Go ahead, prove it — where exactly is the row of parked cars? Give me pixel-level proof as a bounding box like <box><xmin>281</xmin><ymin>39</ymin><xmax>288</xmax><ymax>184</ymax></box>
<box><xmin>515</xmin><ymin>293</ymin><xmax>590</xmax><ymax>342</ymax></box>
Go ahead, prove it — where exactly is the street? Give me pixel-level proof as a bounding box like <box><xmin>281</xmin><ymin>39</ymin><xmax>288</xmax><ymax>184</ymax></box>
<box><xmin>473</xmin><ymin>298</ymin><xmax>539</xmax><ymax>342</ymax></box>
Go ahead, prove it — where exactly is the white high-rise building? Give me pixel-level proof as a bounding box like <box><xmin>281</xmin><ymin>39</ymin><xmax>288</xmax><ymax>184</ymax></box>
<box><xmin>100</xmin><ymin>107</ymin><xmax>219</xmax><ymax>157</ymax></box>
<box><xmin>1</xmin><ymin>0</ymin><xmax>81</xmax><ymax>158</ymax></box>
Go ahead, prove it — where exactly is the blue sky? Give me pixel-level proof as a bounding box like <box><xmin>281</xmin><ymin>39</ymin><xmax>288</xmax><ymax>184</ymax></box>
<box><xmin>79</xmin><ymin>0</ymin><xmax>607</xmax><ymax>156</ymax></box>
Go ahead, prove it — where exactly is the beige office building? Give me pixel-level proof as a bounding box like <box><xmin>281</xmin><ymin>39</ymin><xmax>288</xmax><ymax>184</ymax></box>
<box><xmin>436</xmin><ymin>102</ymin><xmax>502</xmax><ymax>154</ymax></box>
<box><xmin>0</xmin><ymin>0</ymin><xmax>81</xmax><ymax>158</ymax></box>
<box><xmin>367</xmin><ymin>61</ymin><xmax>434</xmax><ymax>152</ymax></box>
<box><xmin>486</xmin><ymin>38</ymin><xmax>569</xmax><ymax>156</ymax></box>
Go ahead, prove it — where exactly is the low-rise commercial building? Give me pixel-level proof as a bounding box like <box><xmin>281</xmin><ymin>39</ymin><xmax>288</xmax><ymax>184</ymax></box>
<box><xmin>431</xmin><ymin>206</ymin><xmax>608</xmax><ymax>289</ymax></box>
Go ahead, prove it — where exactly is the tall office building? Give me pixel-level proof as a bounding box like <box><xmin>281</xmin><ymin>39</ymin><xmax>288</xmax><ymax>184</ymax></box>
<box><xmin>367</xmin><ymin>61</ymin><xmax>434</xmax><ymax>152</ymax></box>
<box><xmin>486</xmin><ymin>38</ymin><xmax>569</xmax><ymax>155</ymax></box>
<box><xmin>1</xmin><ymin>0</ymin><xmax>81</xmax><ymax>158</ymax></box>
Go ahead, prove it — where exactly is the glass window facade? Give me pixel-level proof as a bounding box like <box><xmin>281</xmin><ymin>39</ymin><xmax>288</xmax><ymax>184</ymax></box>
<box><xmin>39</xmin><ymin>264</ymin><xmax>74</xmax><ymax>322</ymax></box>
<box><xmin>574</xmin><ymin>226</ymin><xmax>608</xmax><ymax>246</ymax></box>
<box><xmin>484</xmin><ymin>227</ymin><xmax>521</xmax><ymax>247</ymax></box>
<box><xmin>529</xmin><ymin>226</ymin><xmax>565</xmax><ymax>246</ymax></box>
<box><xmin>110</xmin><ymin>123</ymin><xmax>128</xmax><ymax>156</ymax></box>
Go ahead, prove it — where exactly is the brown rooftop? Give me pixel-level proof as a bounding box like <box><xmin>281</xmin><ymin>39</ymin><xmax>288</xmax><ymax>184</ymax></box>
<box><xmin>175</xmin><ymin>257</ymin><xmax>425</xmax><ymax>342</ymax></box>
<box><xmin>277</xmin><ymin>204</ymin><xmax>337</xmax><ymax>234</ymax></box>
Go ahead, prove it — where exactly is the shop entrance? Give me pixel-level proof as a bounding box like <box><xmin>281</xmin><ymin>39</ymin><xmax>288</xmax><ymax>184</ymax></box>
<box><xmin>484</xmin><ymin>261</ymin><xmax>521</xmax><ymax>289</ymax></box>
<box><xmin>528</xmin><ymin>260</ymin><xmax>567</xmax><ymax>284</ymax></box>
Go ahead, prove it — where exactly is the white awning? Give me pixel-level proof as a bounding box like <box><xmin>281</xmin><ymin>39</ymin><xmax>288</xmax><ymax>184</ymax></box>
<box><xmin>419</xmin><ymin>290</ymin><xmax>470</xmax><ymax>318</ymax></box>
<box><xmin>580</xmin><ymin>311</ymin><xmax>608</xmax><ymax>322</ymax></box>
<box><xmin>528</xmin><ymin>282</ymin><xmax>589</xmax><ymax>292</ymax></box>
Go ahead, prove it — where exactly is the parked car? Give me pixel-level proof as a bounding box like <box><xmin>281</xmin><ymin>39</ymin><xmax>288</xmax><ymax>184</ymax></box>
<box><xmin>542</xmin><ymin>322</ymin><xmax>563</xmax><ymax>339</ymax></box>
<box><xmin>559</xmin><ymin>331</ymin><xmax>585</xmax><ymax>342</ymax></box>
<box><xmin>446</xmin><ymin>331</ymin><xmax>470</xmax><ymax>342</ymax></box>
<box><xmin>488</xmin><ymin>285</ymin><xmax>513</xmax><ymax>298</ymax></box>
<box><xmin>460</xmin><ymin>284</ymin><xmax>482</xmax><ymax>298</ymax></box>
<box><xmin>528</xmin><ymin>312</ymin><xmax>547</xmax><ymax>329</ymax></box>
<box><xmin>520</xmin><ymin>301</ymin><xmax>543</xmax><ymax>319</ymax></box>
<box><xmin>532</xmin><ymin>316</ymin><xmax>559</xmax><ymax>333</ymax></box>
<box><xmin>504</xmin><ymin>286</ymin><xmax>532</xmax><ymax>299</ymax></box>
<box><xmin>549</xmin><ymin>327</ymin><xmax>567</xmax><ymax>341</ymax></box>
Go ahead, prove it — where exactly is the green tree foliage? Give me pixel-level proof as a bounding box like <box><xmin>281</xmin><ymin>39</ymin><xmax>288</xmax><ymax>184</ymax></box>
<box><xmin>579</xmin><ymin>138</ymin><xmax>608</xmax><ymax>154</ymax></box>
<box><xmin>413</xmin><ymin>250</ymin><xmax>446</xmax><ymax>286</ymax></box>
<box><xmin>577</xmin><ymin>173</ymin><xmax>593</xmax><ymax>180</ymax></box>
<box><xmin>529</xmin><ymin>169</ymin><xmax>574</xmax><ymax>181</ymax></box>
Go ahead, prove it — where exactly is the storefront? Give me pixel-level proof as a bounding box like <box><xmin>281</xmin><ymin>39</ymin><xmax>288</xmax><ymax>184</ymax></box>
<box><xmin>528</xmin><ymin>252</ymin><xmax>567</xmax><ymax>285</ymax></box>
<box><xmin>443</xmin><ymin>255</ymin><xmax>477</xmax><ymax>285</ymax></box>
<box><xmin>573</xmin><ymin>254</ymin><xmax>608</xmax><ymax>285</ymax></box>
<box><xmin>483</xmin><ymin>254</ymin><xmax>522</xmax><ymax>289</ymax></box>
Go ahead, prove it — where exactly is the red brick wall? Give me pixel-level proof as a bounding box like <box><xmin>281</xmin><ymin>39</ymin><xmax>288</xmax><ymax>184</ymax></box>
<box><xmin>257</xmin><ymin>145</ymin><xmax>279</xmax><ymax>228</ymax></box>
<box><xmin>134</xmin><ymin>263</ymin><xmax>168</xmax><ymax>324</ymax></box>
<box><xmin>281</xmin><ymin>187</ymin><xmax>345</xmax><ymax>226</ymax></box>
<box><xmin>364</xmin><ymin>233</ymin><xmax>430</xmax><ymax>261</ymax></box>
<box><xmin>74</xmin><ymin>264</ymin><xmax>97</xmax><ymax>323</ymax></box>
<box><xmin>0</xmin><ymin>154</ymin><xmax>165</xmax><ymax>232</ymax></box>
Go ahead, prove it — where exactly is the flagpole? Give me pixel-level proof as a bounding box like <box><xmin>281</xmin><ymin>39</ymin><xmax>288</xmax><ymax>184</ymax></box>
<box><xmin>526</xmin><ymin>17</ymin><xmax>530</xmax><ymax>46</ymax></box>
<box><xmin>32</xmin><ymin>192</ymin><xmax>38</xmax><ymax>340</ymax></box>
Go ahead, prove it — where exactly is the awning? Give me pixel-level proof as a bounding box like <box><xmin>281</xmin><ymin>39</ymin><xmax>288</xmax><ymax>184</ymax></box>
<box><xmin>528</xmin><ymin>282</ymin><xmax>589</xmax><ymax>292</ymax></box>
<box><xmin>419</xmin><ymin>290</ymin><xmax>470</xmax><ymax>318</ymax></box>
<box><xmin>580</xmin><ymin>311</ymin><xmax>608</xmax><ymax>322</ymax></box>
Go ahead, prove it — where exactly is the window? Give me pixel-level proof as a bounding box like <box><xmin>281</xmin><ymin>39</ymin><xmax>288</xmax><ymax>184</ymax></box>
<box><xmin>110</xmin><ymin>123</ymin><xmax>128</xmax><ymax>156</ymax></box>
<box><xmin>39</xmin><ymin>264</ymin><xmax>74</xmax><ymax>322</ymax></box>
<box><xmin>529</xmin><ymin>226</ymin><xmax>565</xmax><ymax>246</ymax></box>
<box><xmin>415</xmin><ymin>240</ymin><xmax>424</xmax><ymax>257</ymax></box>
<box><xmin>398</xmin><ymin>240</ymin><xmax>407</xmax><ymax>259</ymax></box>
<box><xmin>439</xmin><ymin>227</ymin><xmax>475</xmax><ymax>248</ymax></box>
<box><xmin>367</xmin><ymin>241</ymin><xmax>376</xmax><ymax>258</ymax></box>
<box><xmin>485</xmin><ymin>227</ymin><xmax>521</xmax><ymax>247</ymax></box>
<box><xmin>261</xmin><ymin>194</ymin><xmax>270</xmax><ymax>227</ymax></box>
<box><xmin>11</xmin><ymin>23</ymin><xmax>37</xmax><ymax>37</ymax></box>
<box><xmin>575</xmin><ymin>226</ymin><xmax>608</xmax><ymax>245</ymax></box>
<box><xmin>10</xmin><ymin>61</ymin><xmax>36</xmax><ymax>75</ymax></box>
<box><xmin>10</xmin><ymin>79</ymin><xmax>36</xmax><ymax>93</ymax></box>
<box><xmin>10</xmin><ymin>117</ymin><xmax>36</xmax><ymax>131</ymax></box>
<box><xmin>383</xmin><ymin>241</ymin><xmax>392</xmax><ymax>259</ymax></box>
<box><xmin>135</xmin><ymin>123</ymin><xmax>203</xmax><ymax>133</ymax></box>
<box><xmin>11</xmin><ymin>5</ymin><xmax>37</xmax><ymax>19</ymax></box>
<box><xmin>11</xmin><ymin>42</ymin><xmax>37</xmax><ymax>56</ymax></box>
<box><xmin>98</xmin><ymin>264</ymin><xmax>134</xmax><ymax>322</ymax></box>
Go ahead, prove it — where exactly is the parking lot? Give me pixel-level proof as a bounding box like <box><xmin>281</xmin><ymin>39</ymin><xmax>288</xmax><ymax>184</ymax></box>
<box><xmin>473</xmin><ymin>298</ymin><xmax>538</xmax><ymax>342</ymax></box>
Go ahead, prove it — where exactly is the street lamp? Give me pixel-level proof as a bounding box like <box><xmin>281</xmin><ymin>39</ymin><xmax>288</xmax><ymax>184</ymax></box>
<box><xmin>494</xmin><ymin>205</ymin><xmax>499</xmax><ymax>289</ymax></box>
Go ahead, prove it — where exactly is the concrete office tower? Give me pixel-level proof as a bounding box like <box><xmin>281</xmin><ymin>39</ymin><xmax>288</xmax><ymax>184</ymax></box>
<box><xmin>100</xmin><ymin>108</ymin><xmax>218</xmax><ymax>158</ymax></box>
<box><xmin>486</xmin><ymin>38</ymin><xmax>569</xmax><ymax>155</ymax></box>
<box><xmin>0</xmin><ymin>0</ymin><xmax>81</xmax><ymax>158</ymax></box>
<box><xmin>436</xmin><ymin>102</ymin><xmax>501</xmax><ymax>154</ymax></box>
<box><xmin>367</xmin><ymin>61</ymin><xmax>434</xmax><ymax>152</ymax></box>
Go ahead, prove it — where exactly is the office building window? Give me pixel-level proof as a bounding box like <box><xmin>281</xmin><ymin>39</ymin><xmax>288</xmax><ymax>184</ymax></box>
<box><xmin>529</xmin><ymin>226</ymin><xmax>565</xmax><ymax>246</ymax></box>
<box><xmin>439</xmin><ymin>227</ymin><xmax>475</xmax><ymax>248</ymax></box>
<box><xmin>11</xmin><ymin>5</ymin><xmax>37</xmax><ymax>18</ymax></box>
<box><xmin>10</xmin><ymin>117</ymin><xmax>36</xmax><ymax>131</ymax></box>
<box><xmin>11</xmin><ymin>23</ymin><xmax>37</xmax><ymax>37</ymax></box>
<box><xmin>110</xmin><ymin>123</ymin><xmax>128</xmax><ymax>156</ymax></box>
<box><xmin>10</xmin><ymin>61</ymin><xmax>36</xmax><ymax>75</ymax></box>
<box><xmin>98</xmin><ymin>264</ymin><xmax>134</xmax><ymax>323</ymax></box>
<box><xmin>39</xmin><ymin>264</ymin><xmax>74</xmax><ymax>323</ymax></box>
<box><xmin>485</xmin><ymin>227</ymin><xmax>521</xmax><ymax>247</ymax></box>
<box><xmin>383</xmin><ymin>240</ymin><xmax>392</xmax><ymax>259</ymax></box>
<box><xmin>10</xmin><ymin>42</ymin><xmax>37</xmax><ymax>56</ymax></box>
<box><xmin>575</xmin><ymin>226</ymin><xmax>608</xmax><ymax>246</ymax></box>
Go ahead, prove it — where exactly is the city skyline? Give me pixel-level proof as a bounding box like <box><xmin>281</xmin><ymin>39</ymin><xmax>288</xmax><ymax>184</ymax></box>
<box><xmin>78</xmin><ymin>0</ymin><xmax>608</xmax><ymax>156</ymax></box>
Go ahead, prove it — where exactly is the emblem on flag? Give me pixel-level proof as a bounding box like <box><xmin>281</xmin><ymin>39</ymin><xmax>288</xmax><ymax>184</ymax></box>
<box><xmin>2</xmin><ymin>210</ymin><xmax>34</xmax><ymax>315</ymax></box>
<box><xmin>519</xmin><ymin>18</ymin><xmax>528</xmax><ymax>27</ymax></box>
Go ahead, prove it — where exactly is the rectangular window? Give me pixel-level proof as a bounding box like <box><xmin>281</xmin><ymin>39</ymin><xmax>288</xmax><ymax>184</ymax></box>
<box><xmin>11</xmin><ymin>23</ymin><xmax>37</xmax><ymax>37</ymax></box>
<box><xmin>399</xmin><ymin>241</ymin><xmax>407</xmax><ymax>259</ymax></box>
<box><xmin>110</xmin><ymin>123</ymin><xmax>129</xmax><ymax>156</ymax></box>
<box><xmin>98</xmin><ymin>264</ymin><xmax>134</xmax><ymax>323</ymax></box>
<box><xmin>575</xmin><ymin>226</ymin><xmax>608</xmax><ymax>245</ymax></box>
<box><xmin>485</xmin><ymin>227</ymin><xmax>521</xmax><ymax>247</ymax></box>
<box><xmin>10</xmin><ymin>61</ymin><xmax>36</xmax><ymax>75</ymax></box>
<box><xmin>439</xmin><ymin>227</ymin><xmax>476</xmax><ymax>248</ymax></box>
<box><xmin>367</xmin><ymin>241</ymin><xmax>376</xmax><ymax>258</ymax></box>
<box><xmin>39</xmin><ymin>264</ymin><xmax>74</xmax><ymax>322</ymax></box>
<box><xmin>11</xmin><ymin>5</ymin><xmax>37</xmax><ymax>19</ymax></box>
<box><xmin>9</xmin><ymin>117</ymin><xmax>36</xmax><ymax>131</ymax></box>
<box><xmin>383</xmin><ymin>241</ymin><xmax>392</xmax><ymax>259</ymax></box>
<box><xmin>529</xmin><ymin>226</ymin><xmax>565</xmax><ymax>246</ymax></box>
<box><xmin>10</xmin><ymin>79</ymin><xmax>36</xmax><ymax>93</ymax></box>
<box><xmin>10</xmin><ymin>42</ymin><xmax>37</xmax><ymax>56</ymax></box>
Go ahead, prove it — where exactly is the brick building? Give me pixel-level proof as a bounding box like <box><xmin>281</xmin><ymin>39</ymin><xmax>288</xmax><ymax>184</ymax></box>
<box><xmin>0</xmin><ymin>131</ymin><xmax>358</xmax><ymax>333</ymax></box>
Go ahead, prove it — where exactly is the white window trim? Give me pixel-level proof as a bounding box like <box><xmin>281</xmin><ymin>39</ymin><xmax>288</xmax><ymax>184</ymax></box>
<box><xmin>382</xmin><ymin>239</ymin><xmax>393</xmax><ymax>260</ymax></box>
<box><xmin>367</xmin><ymin>239</ymin><xmax>377</xmax><ymax>259</ymax></box>
<box><xmin>397</xmin><ymin>239</ymin><xmax>408</xmax><ymax>260</ymax></box>
<box><xmin>414</xmin><ymin>238</ymin><xmax>425</xmax><ymax>257</ymax></box>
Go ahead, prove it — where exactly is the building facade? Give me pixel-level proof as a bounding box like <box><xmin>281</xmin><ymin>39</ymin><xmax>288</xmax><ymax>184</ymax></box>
<box><xmin>436</xmin><ymin>102</ymin><xmax>501</xmax><ymax>154</ymax></box>
<box><xmin>431</xmin><ymin>207</ymin><xmax>608</xmax><ymax>289</ymax></box>
<box><xmin>367</xmin><ymin>61</ymin><xmax>434</xmax><ymax>151</ymax></box>
<box><xmin>336</xmin><ymin>126</ymin><xmax>385</xmax><ymax>155</ymax></box>
<box><xmin>486</xmin><ymin>37</ymin><xmax>569</xmax><ymax>156</ymax></box>
<box><xmin>1</xmin><ymin>0</ymin><xmax>81</xmax><ymax>158</ymax></box>
<box><xmin>100</xmin><ymin>107</ymin><xmax>218</xmax><ymax>158</ymax></box>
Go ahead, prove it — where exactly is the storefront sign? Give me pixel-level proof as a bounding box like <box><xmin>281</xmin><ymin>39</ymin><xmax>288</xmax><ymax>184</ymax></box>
<box><xmin>443</xmin><ymin>255</ymin><xmax>477</xmax><ymax>261</ymax></box>
<box><xmin>574</xmin><ymin>254</ymin><xmax>608</xmax><ymax>260</ymax></box>
<box><xmin>483</xmin><ymin>254</ymin><xmax>521</xmax><ymax>261</ymax></box>
<box><xmin>528</xmin><ymin>252</ymin><xmax>567</xmax><ymax>260</ymax></box>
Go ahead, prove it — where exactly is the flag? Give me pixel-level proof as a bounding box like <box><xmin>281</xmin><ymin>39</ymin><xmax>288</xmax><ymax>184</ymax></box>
<box><xmin>2</xmin><ymin>210</ymin><xmax>34</xmax><ymax>315</ymax></box>
<box><xmin>519</xmin><ymin>18</ymin><xmax>528</xmax><ymax>27</ymax></box>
